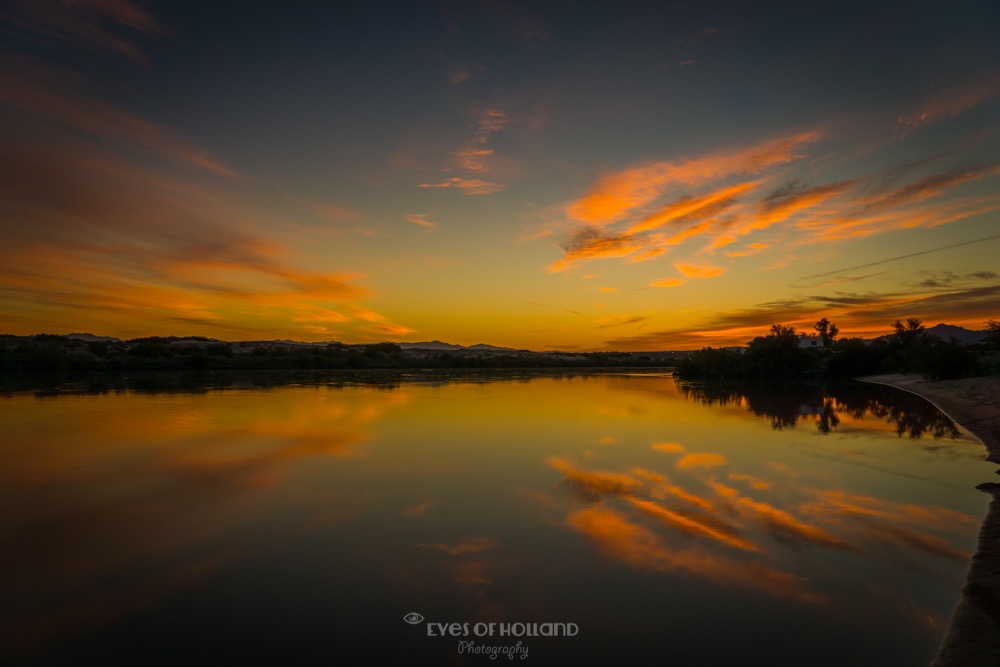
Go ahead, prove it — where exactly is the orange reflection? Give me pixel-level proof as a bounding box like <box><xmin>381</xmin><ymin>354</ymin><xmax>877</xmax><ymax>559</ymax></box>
<box><xmin>0</xmin><ymin>385</ymin><xmax>410</xmax><ymax>656</ymax></box>
<box><xmin>627</xmin><ymin>498</ymin><xmax>758</xmax><ymax>552</ymax></box>
<box><xmin>567</xmin><ymin>505</ymin><xmax>821</xmax><ymax>603</ymax></box>
<box><xmin>548</xmin><ymin>456</ymin><xmax>645</xmax><ymax>500</ymax></box>
<box><xmin>675</xmin><ymin>452</ymin><xmax>728</xmax><ymax>469</ymax></box>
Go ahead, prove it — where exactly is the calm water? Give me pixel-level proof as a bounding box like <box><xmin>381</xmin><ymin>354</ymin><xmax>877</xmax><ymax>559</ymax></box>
<box><xmin>0</xmin><ymin>372</ymin><xmax>991</xmax><ymax>666</ymax></box>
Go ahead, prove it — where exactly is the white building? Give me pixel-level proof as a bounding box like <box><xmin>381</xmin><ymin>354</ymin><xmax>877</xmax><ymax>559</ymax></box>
<box><xmin>799</xmin><ymin>334</ymin><xmax>824</xmax><ymax>349</ymax></box>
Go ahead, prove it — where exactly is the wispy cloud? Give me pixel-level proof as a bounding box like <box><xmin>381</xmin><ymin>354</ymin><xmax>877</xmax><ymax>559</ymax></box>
<box><xmin>419</xmin><ymin>177</ymin><xmax>504</xmax><ymax>195</ymax></box>
<box><xmin>594</xmin><ymin>315</ymin><xmax>650</xmax><ymax>330</ymax></box>
<box><xmin>2</xmin><ymin>0</ymin><xmax>169</xmax><ymax>63</ymax></box>
<box><xmin>450</xmin><ymin>107</ymin><xmax>510</xmax><ymax>173</ymax></box>
<box><xmin>0</xmin><ymin>61</ymin><xmax>235</xmax><ymax>177</ymax></box>
<box><xmin>404</xmin><ymin>213</ymin><xmax>437</xmax><ymax>231</ymax></box>
<box><xmin>0</xmin><ymin>124</ymin><xmax>411</xmax><ymax>340</ymax></box>
<box><xmin>650</xmin><ymin>278</ymin><xmax>685</xmax><ymax>288</ymax></box>
<box><xmin>795</xmin><ymin>234</ymin><xmax>1000</xmax><ymax>286</ymax></box>
<box><xmin>544</xmin><ymin>126</ymin><xmax>1000</xmax><ymax>280</ymax></box>
<box><xmin>897</xmin><ymin>71</ymin><xmax>1000</xmax><ymax>136</ymax></box>
<box><xmin>547</xmin><ymin>230</ymin><xmax>646</xmax><ymax>273</ymax></box>
<box><xmin>565</xmin><ymin>132</ymin><xmax>820</xmax><ymax>226</ymax></box>
<box><xmin>626</xmin><ymin>182</ymin><xmax>757</xmax><ymax>234</ymax></box>
<box><xmin>737</xmin><ymin>179</ymin><xmax>858</xmax><ymax>234</ymax></box>
<box><xmin>601</xmin><ymin>276</ymin><xmax>1000</xmax><ymax>350</ymax></box>
<box><xmin>675</xmin><ymin>263</ymin><xmax>725</xmax><ymax>279</ymax></box>
<box><xmin>445</xmin><ymin>64</ymin><xmax>474</xmax><ymax>85</ymax></box>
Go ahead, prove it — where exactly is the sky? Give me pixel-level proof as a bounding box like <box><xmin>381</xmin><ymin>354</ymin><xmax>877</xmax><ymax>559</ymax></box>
<box><xmin>1</xmin><ymin>0</ymin><xmax>999</xmax><ymax>351</ymax></box>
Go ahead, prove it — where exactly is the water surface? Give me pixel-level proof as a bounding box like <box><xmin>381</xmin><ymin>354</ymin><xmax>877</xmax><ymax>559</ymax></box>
<box><xmin>0</xmin><ymin>372</ymin><xmax>990</xmax><ymax>665</ymax></box>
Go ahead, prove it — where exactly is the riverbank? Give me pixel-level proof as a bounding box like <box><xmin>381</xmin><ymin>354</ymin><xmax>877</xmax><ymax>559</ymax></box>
<box><xmin>858</xmin><ymin>374</ymin><xmax>1000</xmax><ymax>667</ymax></box>
<box><xmin>857</xmin><ymin>374</ymin><xmax>1000</xmax><ymax>463</ymax></box>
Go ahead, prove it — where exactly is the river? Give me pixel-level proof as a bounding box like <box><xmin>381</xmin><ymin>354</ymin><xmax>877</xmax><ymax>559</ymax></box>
<box><xmin>0</xmin><ymin>371</ymin><xmax>990</xmax><ymax>665</ymax></box>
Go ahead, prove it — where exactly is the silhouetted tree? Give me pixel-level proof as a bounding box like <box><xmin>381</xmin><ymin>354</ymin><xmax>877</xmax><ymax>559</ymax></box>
<box><xmin>769</xmin><ymin>324</ymin><xmax>797</xmax><ymax>338</ymax></box>
<box><xmin>743</xmin><ymin>324</ymin><xmax>815</xmax><ymax>377</ymax></box>
<box><xmin>813</xmin><ymin>318</ymin><xmax>839</xmax><ymax>347</ymax></box>
<box><xmin>985</xmin><ymin>318</ymin><xmax>1000</xmax><ymax>349</ymax></box>
<box><xmin>891</xmin><ymin>318</ymin><xmax>926</xmax><ymax>348</ymax></box>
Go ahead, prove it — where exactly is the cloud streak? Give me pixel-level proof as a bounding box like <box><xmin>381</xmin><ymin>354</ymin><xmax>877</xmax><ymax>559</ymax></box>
<box><xmin>897</xmin><ymin>71</ymin><xmax>1000</xmax><ymax>136</ymax></box>
<box><xmin>2</xmin><ymin>0</ymin><xmax>169</xmax><ymax>63</ymax></box>
<box><xmin>543</xmin><ymin>125</ymin><xmax>1000</xmax><ymax>281</ymax></box>
<box><xmin>565</xmin><ymin>132</ymin><xmax>820</xmax><ymax>226</ymax></box>
<box><xmin>419</xmin><ymin>177</ymin><xmax>504</xmax><ymax>195</ymax></box>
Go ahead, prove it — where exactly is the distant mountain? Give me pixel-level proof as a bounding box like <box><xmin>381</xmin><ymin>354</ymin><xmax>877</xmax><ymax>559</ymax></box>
<box><xmin>467</xmin><ymin>343</ymin><xmax>520</xmax><ymax>352</ymax></box>
<box><xmin>874</xmin><ymin>323</ymin><xmax>986</xmax><ymax>345</ymax></box>
<box><xmin>67</xmin><ymin>333</ymin><xmax>121</xmax><ymax>342</ymax></box>
<box><xmin>924</xmin><ymin>323</ymin><xmax>987</xmax><ymax>344</ymax></box>
<box><xmin>399</xmin><ymin>340</ymin><xmax>466</xmax><ymax>351</ymax></box>
<box><xmin>399</xmin><ymin>341</ymin><xmax>522</xmax><ymax>352</ymax></box>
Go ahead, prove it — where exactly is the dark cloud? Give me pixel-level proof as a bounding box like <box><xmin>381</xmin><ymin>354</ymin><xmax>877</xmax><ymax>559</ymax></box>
<box><xmin>861</xmin><ymin>163</ymin><xmax>999</xmax><ymax>213</ymax></box>
<box><xmin>761</xmin><ymin>179</ymin><xmax>860</xmax><ymax>212</ymax></box>
<box><xmin>2</xmin><ymin>0</ymin><xmax>169</xmax><ymax>63</ymax></box>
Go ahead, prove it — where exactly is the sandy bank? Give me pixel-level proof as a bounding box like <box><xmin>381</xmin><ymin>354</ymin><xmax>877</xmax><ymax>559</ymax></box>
<box><xmin>857</xmin><ymin>374</ymin><xmax>1000</xmax><ymax>667</ymax></box>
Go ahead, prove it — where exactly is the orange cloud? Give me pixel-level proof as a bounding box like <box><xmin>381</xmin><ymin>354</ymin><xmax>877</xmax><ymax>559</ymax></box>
<box><xmin>565</xmin><ymin>132</ymin><xmax>820</xmax><ymax>225</ymax></box>
<box><xmin>0</xmin><ymin>128</ymin><xmax>411</xmax><ymax>341</ymax></box>
<box><xmin>736</xmin><ymin>180</ymin><xmax>855</xmax><ymax>235</ymax></box>
<box><xmin>650</xmin><ymin>278</ymin><xmax>685</xmax><ymax>288</ymax></box>
<box><xmin>703</xmin><ymin>234</ymin><xmax>738</xmax><ymax>253</ymax></box>
<box><xmin>675</xmin><ymin>263</ymin><xmax>725</xmax><ymax>279</ymax></box>
<box><xmin>657</xmin><ymin>219</ymin><xmax>717</xmax><ymax>247</ymax></box>
<box><xmin>651</xmin><ymin>442</ymin><xmax>685</xmax><ymax>453</ymax></box>
<box><xmin>627</xmin><ymin>247</ymin><xmax>667</xmax><ymax>263</ymax></box>
<box><xmin>627</xmin><ymin>181</ymin><xmax>758</xmax><ymax>234</ymax></box>
<box><xmin>547</xmin><ymin>232</ymin><xmax>647</xmax><ymax>272</ymax></box>
<box><xmin>797</xmin><ymin>196</ymin><xmax>1000</xmax><ymax>243</ymax></box>
<box><xmin>725</xmin><ymin>242</ymin><xmax>769</xmax><ymax>258</ymax></box>
<box><xmin>419</xmin><ymin>177</ymin><xmax>504</xmax><ymax>195</ymax></box>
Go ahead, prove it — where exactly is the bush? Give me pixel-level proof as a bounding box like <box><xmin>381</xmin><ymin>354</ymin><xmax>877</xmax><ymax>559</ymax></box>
<box><xmin>908</xmin><ymin>337</ymin><xmax>982</xmax><ymax>380</ymax></box>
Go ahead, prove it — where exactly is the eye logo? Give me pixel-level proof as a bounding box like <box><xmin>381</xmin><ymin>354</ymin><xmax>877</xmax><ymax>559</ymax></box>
<box><xmin>403</xmin><ymin>612</ymin><xmax>425</xmax><ymax>625</ymax></box>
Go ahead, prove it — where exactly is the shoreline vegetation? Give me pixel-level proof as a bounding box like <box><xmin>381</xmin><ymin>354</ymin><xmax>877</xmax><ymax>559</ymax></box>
<box><xmin>675</xmin><ymin>318</ymin><xmax>1000</xmax><ymax>382</ymax></box>
<box><xmin>0</xmin><ymin>334</ymin><xmax>675</xmax><ymax>372</ymax></box>
<box><xmin>857</xmin><ymin>374</ymin><xmax>1000</xmax><ymax>667</ymax></box>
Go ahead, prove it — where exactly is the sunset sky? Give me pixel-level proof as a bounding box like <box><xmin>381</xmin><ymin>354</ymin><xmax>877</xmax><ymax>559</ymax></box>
<box><xmin>1</xmin><ymin>0</ymin><xmax>999</xmax><ymax>350</ymax></box>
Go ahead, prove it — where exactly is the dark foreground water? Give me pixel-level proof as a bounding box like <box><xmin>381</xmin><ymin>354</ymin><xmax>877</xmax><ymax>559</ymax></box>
<box><xmin>0</xmin><ymin>371</ymin><xmax>991</xmax><ymax>666</ymax></box>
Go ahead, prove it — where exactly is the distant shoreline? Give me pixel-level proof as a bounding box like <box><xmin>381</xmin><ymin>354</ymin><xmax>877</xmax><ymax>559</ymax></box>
<box><xmin>858</xmin><ymin>374</ymin><xmax>1000</xmax><ymax>667</ymax></box>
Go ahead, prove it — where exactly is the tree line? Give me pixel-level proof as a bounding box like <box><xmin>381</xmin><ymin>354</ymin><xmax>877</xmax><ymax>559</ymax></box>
<box><xmin>0</xmin><ymin>335</ymin><xmax>671</xmax><ymax>373</ymax></box>
<box><xmin>675</xmin><ymin>317</ymin><xmax>1000</xmax><ymax>381</ymax></box>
